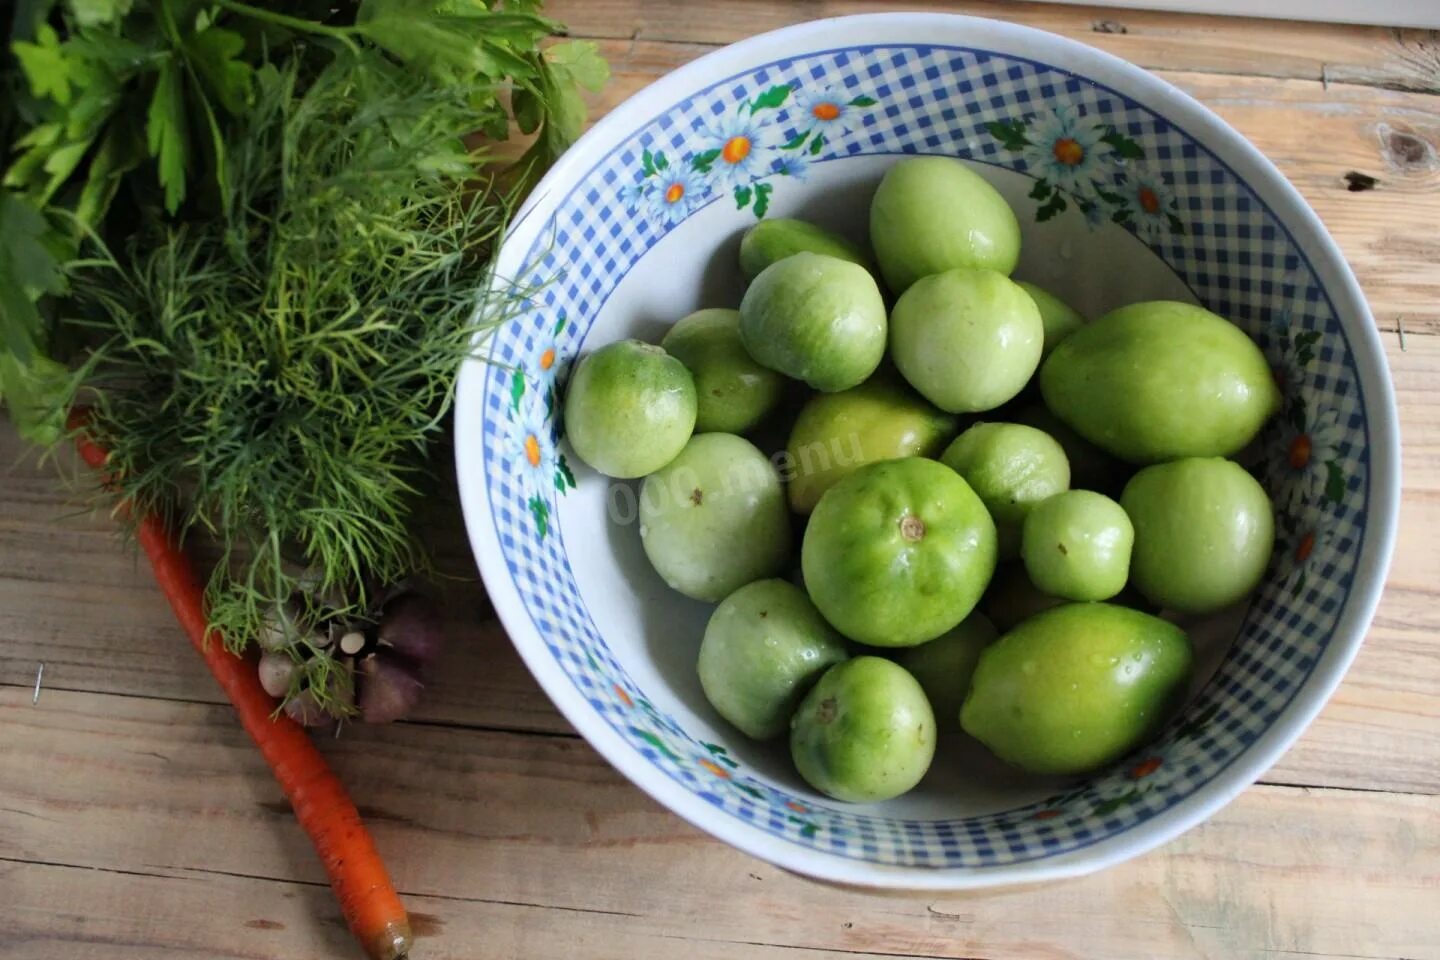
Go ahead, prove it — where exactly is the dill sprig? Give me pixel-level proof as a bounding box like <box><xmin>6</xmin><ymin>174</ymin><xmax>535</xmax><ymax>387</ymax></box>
<box><xmin>69</xmin><ymin>52</ymin><xmax>524</xmax><ymax>710</ymax></box>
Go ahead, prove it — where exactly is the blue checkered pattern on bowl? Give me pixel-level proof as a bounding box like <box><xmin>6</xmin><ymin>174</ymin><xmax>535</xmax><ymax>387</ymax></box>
<box><xmin>477</xmin><ymin>44</ymin><xmax>1370</xmax><ymax>867</ymax></box>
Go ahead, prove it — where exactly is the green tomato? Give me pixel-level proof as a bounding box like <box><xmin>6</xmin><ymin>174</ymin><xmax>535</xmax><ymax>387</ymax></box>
<box><xmin>790</xmin><ymin>656</ymin><xmax>936</xmax><ymax>802</ymax></box>
<box><xmin>801</xmin><ymin>457</ymin><xmax>997</xmax><ymax>647</ymax></box>
<box><xmin>1040</xmin><ymin>300</ymin><xmax>1281</xmax><ymax>464</ymax></box>
<box><xmin>639</xmin><ymin>433</ymin><xmax>791</xmax><ymax>602</ymax></box>
<box><xmin>1021</xmin><ymin>490</ymin><xmax>1133</xmax><ymax>601</ymax></box>
<box><xmin>941</xmin><ymin>422</ymin><xmax>1070</xmax><ymax>560</ymax></box>
<box><xmin>564</xmin><ymin>339</ymin><xmax>696</xmax><ymax>478</ymax></box>
<box><xmin>897</xmin><ymin>612</ymin><xmax>998</xmax><ymax>732</ymax></box>
<box><xmin>961</xmin><ymin>603</ymin><xmax>1193</xmax><ymax>775</ymax></box>
<box><xmin>890</xmin><ymin>267</ymin><xmax>1043</xmax><ymax>413</ymax></box>
<box><xmin>869</xmin><ymin>156</ymin><xmax>1022</xmax><ymax>293</ymax></box>
<box><xmin>1016</xmin><ymin>281</ymin><xmax>1086</xmax><ymax>357</ymax></box>
<box><xmin>1121</xmin><ymin>457</ymin><xmax>1275</xmax><ymax>614</ymax></box>
<box><xmin>1010</xmin><ymin>401</ymin><xmax>1130</xmax><ymax>496</ymax></box>
<box><xmin>981</xmin><ymin>561</ymin><xmax>1065</xmax><ymax>633</ymax></box>
<box><xmin>785</xmin><ymin>374</ymin><xmax>957</xmax><ymax>514</ymax></box>
<box><xmin>739</xmin><ymin>252</ymin><xmax>886</xmax><ymax>392</ymax></box>
<box><xmin>698</xmin><ymin>579</ymin><xmax>849</xmax><ymax>740</ymax></box>
<box><xmin>739</xmin><ymin>218</ymin><xmax>871</xmax><ymax>279</ymax></box>
<box><xmin>661</xmin><ymin>308</ymin><xmax>785</xmax><ymax>434</ymax></box>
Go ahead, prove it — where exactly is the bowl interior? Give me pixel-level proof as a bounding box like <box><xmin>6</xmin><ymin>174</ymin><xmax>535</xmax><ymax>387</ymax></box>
<box><xmin>458</xmin><ymin>18</ymin><xmax>1387</xmax><ymax>880</ymax></box>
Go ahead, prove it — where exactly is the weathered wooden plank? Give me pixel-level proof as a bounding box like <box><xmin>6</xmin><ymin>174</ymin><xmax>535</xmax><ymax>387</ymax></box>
<box><xmin>547</xmin><ymin>0</ymin><xmax>1440</xmax><ymax>94</ymax></box>
<box><xmin>3</xmin><ymin>688</ymin><xmax>1438</xmax><ymax>960</ymax></box>
<box><xmin>5</xmin><ymin>861</ymin><xmax>864</xmax><ymax>960</ymax></box>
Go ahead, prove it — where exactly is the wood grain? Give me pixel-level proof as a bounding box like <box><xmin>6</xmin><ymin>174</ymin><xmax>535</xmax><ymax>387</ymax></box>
<box><xmin>5</xmin><ymin>688</ymin><xmax>1439</xmax><ymax>960</ymax></box>
<box><xmin>548</xmin><ymin>0</ymin><xmax>1440</xmax><ymax>94</ymax></box>
<box><xmin>3</xmin><ymin>5</ymin><xmax>1439</xmax><ymax>959</ymax></box>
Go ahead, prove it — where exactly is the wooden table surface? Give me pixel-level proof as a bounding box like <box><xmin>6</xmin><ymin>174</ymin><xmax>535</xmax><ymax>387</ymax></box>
<box><xmin>5</xmin><ymin>3</ymin><xmax>1439</xmax><ymax>959</ymax></box>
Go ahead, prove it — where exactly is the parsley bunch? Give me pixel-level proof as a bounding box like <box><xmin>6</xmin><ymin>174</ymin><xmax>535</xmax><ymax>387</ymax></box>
<box><xmin>2</xmin><ymin>1</ymin><xmax>606</xmax><ymax>713</ymax></box>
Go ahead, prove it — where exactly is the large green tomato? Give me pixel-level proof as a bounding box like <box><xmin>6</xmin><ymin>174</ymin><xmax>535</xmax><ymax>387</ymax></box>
<box><xmin>739</xmin><ymin>252</ymin><xmax>886</xmax><ymax>392</ymax></box>
<box><xmin>1016</xmin><ymin>281</ymin><xmax>1086</xmax><ymax>357</ymax></box>
<box><xmin>869</xmin><ymin>156</ymin><xmax>1021</xmax><ymax>293</ymax></box>
<box><xmin>961</xmin><ymin>603</ymin><xmax>1192</xmax><ymax>775</ymax></box>
<box><xmin>1121</xmin><ymin>457</ymin><xmax>1275</xmax><ymax>614</ymax></box>
<box><xmin>564</xmin><ymin>339</ymin><xmax>696</xmax><ymax>478</ymax></box>
<box><xmin>1040</xmin><ymin>300</ymin><xmax>1281</xmax><ymax>464</ymax></box>
<box><xmin>661</xmin><ymin>308</ymin><xmax>784</xmax><ymax>434</ymax></box>
<box><xmin>801</xmin><ymin>457</ymin><xmax>997</xmax><ymax>647</ymax></box>
<box><xmin>897</xmin><ymin>612</ymin><xmax>998</xmax><ymax>732</ymax></box>
<box><xmin>739</xmin><ymin>218</ymin><xmax>871</xmax><ymax>279</ymax></box>
<box><xmin>1021</xmin><ymin>490</ymin><xmax>1134</xmax><ymax>602</ymax></box>
<box><xmin>698</xmin><ymin>579</ymin><xmax>849</xmax><ymax>740</ymax></box>
<box><xmin>639</xmin><ymin>433</ymin><xmax>791</xmax><ymax>601</ymax></box>
<box><xmin>785</xmin><ymin>374</ymin><xmax>957</xmax><ymax>514</ymax></box>
<box><xmin>941</xmin><ymin>422</ymin><xmax>1070</xmax><ymax>559</ymax></box>
<box><xmin>790</xmin><ymin>656</ymin><xmax>936</xmax><ymax>802</ymax></box>
<box><xmin>890</xmin><ymin>267</ymin><xmax>1043</xmax><ymax>413</ymax></box>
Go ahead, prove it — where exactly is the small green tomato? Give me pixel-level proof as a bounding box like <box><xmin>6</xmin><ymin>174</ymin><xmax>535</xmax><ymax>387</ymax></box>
<box><xmin>661</xmin><ymin>308</ymin><xmax>785</xmax><ymax>434</ymax></box>
<box><xmin>1121</xmin><ymin>457</ymin><xmax>1275</xmax><ymax>614</ymax></box>
<box><xmin>564</xmin><ymin>339</ymin><xmax>696</xmax><ymax>478</ymax></box>
<box><xmin>1021</xmin><ymin>490</ymin><xmax>1134</xmax><ymax>602</ymax></box>
<box><xmin>790</xmin><ymin>657</ymin><xmax>936</xmax><ymax>802</ymax></box>
<box><xmin>639</xmin><ymin>433</ymin><xmax>791</xmax><ymax>602</ymax></box>
<box><xmin>738</xmin><ymin>218</ymin><xmax>871</xmax><ymax>279</ymax></box>
<box><xmin>941</xmin><ymin>422</ymin><xmax>1070</xmax><ymax>559</ymax></box>
<box><xmin>889</xmin><ymin>267</ymin><xmax>1043</xmax><ymax>413</ymax></box>
<box><xmin>697</xmin><ymin>579</ymin><xmax>849</xmax><ymax>740</ymax></box>
<box><xmin>739</xmin><ymin>252</ymin><xmax>887</xmax><ymax>392</ymax></box>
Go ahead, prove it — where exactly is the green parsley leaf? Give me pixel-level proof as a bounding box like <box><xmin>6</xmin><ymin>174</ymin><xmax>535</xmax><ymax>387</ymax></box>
<box><xmin>546</xmin><ymin>40</ymin><xmax>609</xmax><ymax>92</ymax></box>
<box><xmin>67</xmin><ymin>0</ymin><xmax>136</xmax><ymax>27</ymax></box>
<box><xmin>185</xmin><ymin>26</ymin><xmax>254</xmax><ymax>115</ymax></box>
<box><xmin>13</xmin><ymin>24</ymin><xmax>73</xmax><ymax>106</ymax></box>
<box><xmin>146</xmin><ymin>58</ymin><xmax>190</xmax><ymax>213</ymax></box>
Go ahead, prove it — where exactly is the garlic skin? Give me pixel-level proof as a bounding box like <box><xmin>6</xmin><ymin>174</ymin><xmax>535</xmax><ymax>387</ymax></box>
<box><xmin>376</xmin><ymin>593</ymin><xmax>444</xmax><ymax>673</ymax></box>
<box><xmin>357</xmin><ymin>653</ymin><xmax>425</xmax><ymax>723</ymax></box>
<box><xmin>283</xmin><ymin>689</ymin><xmax>332</xmax><ymax>727</ymax></box>
<box><xmin>258</xmin><ymin>651</ymin><xmax>297</xmax><ymax>699</ymax></box>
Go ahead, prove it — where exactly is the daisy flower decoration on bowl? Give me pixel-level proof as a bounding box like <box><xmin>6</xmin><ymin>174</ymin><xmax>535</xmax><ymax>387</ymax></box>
<box><xmin>986</xmin><ymin>104</ymin><xmax>1185</xmax><ymax>239</ymax></box>
<box><xmin>701</xmin><ymin>104</ymin><xmax>778</xmax><ymax>193</ymax></box>
<box><xmin>620</xmin><ymin>83</ymin><xmax>878</xmax><ymax>223</ymax></box>
<box><xmin>1274</xmin><ymin>499</ymin><xmax>1337</xmax><ymax>597</ymax></box>
<box><xmin>503</xmin><ymin>311</ymin><xmax>578</xmax><ymax>539</ymax></box>
<box><xmin>1112</xmin><ymin>163</ymin><xmax>1186</xmax><ymax>242</ymax></box>
<box><xmin>1275</xmin><ymin>401</ymin><xmax>1347</xmax><ymax>513</ymax></box>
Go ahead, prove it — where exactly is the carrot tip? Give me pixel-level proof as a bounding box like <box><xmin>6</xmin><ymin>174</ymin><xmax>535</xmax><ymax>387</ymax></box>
<box><xmin>365</xmin><ymin>919</ymin><xmax>414</xmax><ymax>960</ymax></box>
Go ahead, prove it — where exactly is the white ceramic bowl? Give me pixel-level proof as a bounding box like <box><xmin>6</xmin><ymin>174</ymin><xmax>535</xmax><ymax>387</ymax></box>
<box><xmin>455</xmin><ymin>14</ymin><xmax>1399</xmax><ymax>888</ymax></box>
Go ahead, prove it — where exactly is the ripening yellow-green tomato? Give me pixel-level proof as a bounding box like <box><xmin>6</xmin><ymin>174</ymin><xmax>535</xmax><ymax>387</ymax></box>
<box><xmin>961</xmin><ymin>603</ymin><xmax>1192</xmax><ymax>775</ymax></box>
<box><xmin>785</xmin><ymin>374</ymin><xmax>957</xmax><ymax>514</ymax></box>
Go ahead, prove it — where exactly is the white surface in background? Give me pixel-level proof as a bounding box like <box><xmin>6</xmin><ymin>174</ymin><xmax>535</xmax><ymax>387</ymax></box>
<box><xmin>1043</xmin><ymin>0</ymin><xmax>1440</xmax><ymax>29</ymax></box>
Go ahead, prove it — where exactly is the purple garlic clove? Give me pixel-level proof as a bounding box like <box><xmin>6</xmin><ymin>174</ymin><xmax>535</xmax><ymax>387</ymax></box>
<box><xmin>376</xmin><ymin>593</ymin><xmax>444</xmax><ymax>672</ymax></box>
<box><xmin>283</xmin><ymin>689</ymin><xmax>333</xmax><ymax>727</ymax></box>
<box><xmin>357</xmin><ymin>653</ymin><xmax>425</xmax><ymax>723</ymax></box>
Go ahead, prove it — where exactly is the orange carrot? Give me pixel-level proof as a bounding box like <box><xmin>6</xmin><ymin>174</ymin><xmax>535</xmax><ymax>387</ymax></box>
<box><xmin>72</xmin><ymin>413</ymin><xmax>413</xmax><ymax>960</ymax></box>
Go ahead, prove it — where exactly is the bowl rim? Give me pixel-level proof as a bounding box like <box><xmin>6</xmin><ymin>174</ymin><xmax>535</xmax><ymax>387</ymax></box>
<box><xmin>455</xmin><ymin>11</ymin><xmax>1401</xmax><ymax>889</ymax></box>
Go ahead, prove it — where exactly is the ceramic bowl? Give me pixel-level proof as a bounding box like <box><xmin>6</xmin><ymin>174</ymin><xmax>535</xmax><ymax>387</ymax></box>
<box><xmin>455</xmin><ymin>13</ymin><xmax>1399</xmax><ymax>887</ymax></box>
